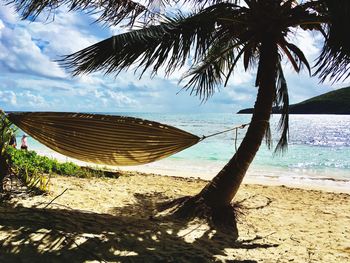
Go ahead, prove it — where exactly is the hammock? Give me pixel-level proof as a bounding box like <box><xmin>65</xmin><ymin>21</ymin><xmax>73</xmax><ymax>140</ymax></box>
<box><xmin>7</xmin><ymin>112</ymin><xmax>248</xmax><ymax>166</ymax></box>
<box><xmin>7</xmin><ymin>112</ymin><xmax>200</xmax><ymax>166</ymax></box>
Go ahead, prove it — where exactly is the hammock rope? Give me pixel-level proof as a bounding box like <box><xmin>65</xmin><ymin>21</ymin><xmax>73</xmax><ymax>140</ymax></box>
<box><xmin>4</xmin><ymin>111</ymin><xmax>249</xmax><ymax>166</ymax></box>
<box><xmin>199</xmin><ymin>123</ymin><xmax>249</xmax><ymax>141</ymax></box>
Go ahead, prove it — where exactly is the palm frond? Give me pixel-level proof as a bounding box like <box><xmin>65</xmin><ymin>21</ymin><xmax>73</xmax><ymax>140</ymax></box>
<box><xmin>264</xmin><ymin>122</ymin><xmax>272</xmax><ymax>150</ymax></box>
<box><xmin>183</xmin><ymin>0</ymin><xmax>240</xmax><ymax>7</ymax></box>
<box><xmin>285</xmin><ymin>42</ymin><xmax>311</xmax><ymax>74</ymax></box>
<box><xmin>6</xmin><ymin>0</ymin><xmax>245</xmax><ymax>26</ymax></box>
<box><xmin>278</xmin><ymin>39</ymin><xmax>311</xmax><ymax>74</ymax></box>
<box><xmin>6</xmin><ymin>0</ymin><xmax>150</xmax><ymax>26</ymax></box>
<box><xmin>224</xmin><ymin>45</ymin><xmax>245</xmax><ymax>87</ymax></box>
<box><xmin>274</xmin><ymin>61</ymin><xmax>289</xmax><ymax>155</ymax></box>
<box><xmin>224</xmin><ymin>38</ymin><xmax>259</xmax><ymax>87</ymax></box>
<box><xmin>181</xmin><ymin>39</ymin><xmax>236</xmax><ymax>100</ymax></box>
<box><xmin>59</xmin><ymin>3</ymin><xmax>244</xmax><ymax>80</ymax></box>
<box><xmin>314</xmin><ymin>0</ymin><xmax>350</xmax><ymax>82</ymax></box>
<box><xmin>242</xmin><ymin>40</ymin><xmax>259</xmax><ymax>71</ymax></box>
<box><xmin>182</xmin><ymin>61</ymin><xmax>224</xmax><ymax>101</ymax></box>
<box><xmin>182</xmin><ymin>32</ymin><xmax>256</xmax><ymax>100</ymax></box>
<box><xmin>59</xmin><ymin>16</ymin><xmax>205</xmax><ymax>77</ymax></box>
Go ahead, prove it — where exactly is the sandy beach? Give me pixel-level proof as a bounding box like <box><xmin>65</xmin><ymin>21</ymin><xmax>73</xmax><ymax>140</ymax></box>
<box><xmin>1</xmin><ymin>171</ymin><xmax>349</xmax><ymax>263</ymax></box>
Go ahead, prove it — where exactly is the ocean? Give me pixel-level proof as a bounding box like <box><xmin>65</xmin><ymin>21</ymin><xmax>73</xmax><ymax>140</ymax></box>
<box><xmin>19</xmin><ymin>113</ymin><xmax>350</xmax><ymax>192</ymax></box>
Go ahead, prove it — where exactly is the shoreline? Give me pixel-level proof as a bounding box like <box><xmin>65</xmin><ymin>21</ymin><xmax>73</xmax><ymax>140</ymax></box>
<box><xmin>33</xmin><ymin>147</ymin><xmax>350</xmax><ymax>194</ymax></box>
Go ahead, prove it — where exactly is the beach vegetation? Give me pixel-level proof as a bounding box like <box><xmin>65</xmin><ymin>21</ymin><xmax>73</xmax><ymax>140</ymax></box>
<box><xmin>0</xmin><ymin>111</ymin><xmax>17</xmax><ymax>191</ymax></box>
<box><xmin>3</xmin><ymin>147</ymin><xmax>117</xmax><ymax>192</ymax></box>
<box><xmin>7</xmin><ymin>0</ymin><xmax>350</xmax><ymax>238</ymax></box>
<box><xmin>6</xmin><ymin>147</ymin><xmax>110</xmax><ymax>178</ymax></box>
<box><xmin>1</xmin><ymin>113</ymin><xmax>122</xmax><ymax>192</ymax></box>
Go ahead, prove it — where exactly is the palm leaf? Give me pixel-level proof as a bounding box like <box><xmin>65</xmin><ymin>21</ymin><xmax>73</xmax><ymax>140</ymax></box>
<box><xmin>183</xmin><ymin>0</ymin><xmax>240</xmax><ymax>7</ymax></box>
<box><xmin>285</xmin><ymin>42</ymin><xmax>311</xmax><ymax>74</ymax></box>
<box><xmin>315</xmin><ymin>0</ymin><xmax>350</xmax><ymax>82</ymax></box>
<box><xmin>274</xmin><ymin>61</ymin><xmax>289</xmax><ymax>154</ymax></box>
<box><xmin>6</xmin><ymin>0</ymin><xmax>151</xmax><ymax>26</ymax></box>
<box><xmin>59</xmin><ymin>3</ymin><xmax>244</xmax><ymax>83</ymax></box>
<box><xmin>278</xmin><ymin>39</ymin><xmax>311</xmax><ymax>74</ymax></box>
<box><xmin>182</xmin><ymin>37</ymin><xmax>247</xmax><ymax>100</ymax></box>
<box><xmin>181</xmin><ymin>47</ymin><xmax>226</xmax><ymax>101</ymax></box>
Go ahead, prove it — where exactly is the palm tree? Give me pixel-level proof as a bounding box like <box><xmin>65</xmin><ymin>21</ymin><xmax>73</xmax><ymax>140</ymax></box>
<box><xmin>6</xmin><ymin>0</ymin><xmax>350</xmax><ymax>235</ymax></box>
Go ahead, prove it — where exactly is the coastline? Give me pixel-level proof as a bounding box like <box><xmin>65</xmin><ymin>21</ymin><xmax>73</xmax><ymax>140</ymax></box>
<box><xmin>34</xmin><ymin>147</ymin><xmax>350</xmax><ymax>194</ymax></box>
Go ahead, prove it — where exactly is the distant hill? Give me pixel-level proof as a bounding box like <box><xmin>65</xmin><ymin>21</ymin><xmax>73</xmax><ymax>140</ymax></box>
<box><xmin>238</xmin><ymin>87</ymin><xmax>350</xmax><ymax>114</ymax></box>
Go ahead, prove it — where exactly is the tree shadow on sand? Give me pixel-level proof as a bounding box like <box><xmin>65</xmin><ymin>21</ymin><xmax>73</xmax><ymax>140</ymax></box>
<box><xmin>0</xmin><ymin>192</ymin><xmax>278</xmax><ymax>262</ymax></box>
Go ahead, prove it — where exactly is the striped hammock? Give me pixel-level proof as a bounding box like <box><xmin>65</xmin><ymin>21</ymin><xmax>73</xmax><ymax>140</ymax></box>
<box><xmin>8</xmin><ymin>112</ymin><xmax>200</xmax><ymax>166</ymax></box>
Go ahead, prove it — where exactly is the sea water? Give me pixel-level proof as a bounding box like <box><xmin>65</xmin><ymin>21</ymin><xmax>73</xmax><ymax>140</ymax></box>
<box><xmin>21</xmin><ymin>113</ymin><xmax>350</xmax><ymax>192</ymax></box>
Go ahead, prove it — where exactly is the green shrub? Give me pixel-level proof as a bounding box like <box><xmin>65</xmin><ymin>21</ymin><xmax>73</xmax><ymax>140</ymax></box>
<box><xmin>0</xmin><ymin>112</ymin><xmax>17</xmax><ymax>185</ymax></box>
<box><xmin>7</xmin><ymin>147</ymin><xmax>113</xmax><ymax>180</ymax></box>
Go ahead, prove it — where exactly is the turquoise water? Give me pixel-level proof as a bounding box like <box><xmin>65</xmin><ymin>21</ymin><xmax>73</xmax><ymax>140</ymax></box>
<box><xmin>133</xmin><ymin>113</ymin><xmax>350</xmax><ymax>171</ymax></box>
<box><xmin>20</xmin><ymin>113</ymin><xmax>350</xmax><ymax>189</ymax></box>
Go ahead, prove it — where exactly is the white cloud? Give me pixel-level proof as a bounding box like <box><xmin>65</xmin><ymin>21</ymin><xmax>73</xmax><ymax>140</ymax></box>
<box><xmin>25</xmin><ymin>11</ymin><xmax>100</xmax><ymax>55</ymax></box>
<box><xmin>0</xmin><ymin>3</ymin><xmax>18</xmax><ymax>23</ymax></box>
<box><xmin>19</xmin><ymin>91</ymin><xmax>48</xmax><ymax>108</ymax></box>
<box><xmin>94</xmin><ymin>89</ymin><xmax>104</xmax><ymax>98</ymax></box>
<box><xmin>106</xmin><ymin>90</ymin><xmax>138</xmax><ymax>107</ymax></box>
<box><xmin>14</xmin><ymin>78</ymin><xmax>72</xmax><ymax>92</ymax></box>
<box><xmin>0</xmin><ymin>25</ymin><xmax>66</xmax><ymax>79</ymax></box>
<box><xmin>226</xmin><ymin>65</ymin><xmax>254</xmax><ymax>87</ymax></box>
<box><xmin>226</xmin><ymin>88</ymin><xmax>255</xmax><ymax>102</ymax></box>
<box><xmin>0</xmin><ymin>90</ymin><xmax>17</xmax><ymax>106</ymax></box>
<box><xmin>0</xmin><ymin>19</ymin><xmax>4</xmax><ymax>39</ymax></box>
<box><xmin>290</xmin><ymin>30</ymin><xmax>321</xmax><ymax>61</ymax></box>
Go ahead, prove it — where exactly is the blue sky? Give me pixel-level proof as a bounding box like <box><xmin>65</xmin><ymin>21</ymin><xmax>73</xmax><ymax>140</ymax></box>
<box><xmin>0</xmin><ymin>3</ymin><xmax>348</xmax><ymax>114</ymax></box>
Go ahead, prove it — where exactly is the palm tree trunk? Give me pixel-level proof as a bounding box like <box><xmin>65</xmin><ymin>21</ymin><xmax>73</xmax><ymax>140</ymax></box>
<box><xmin>199</xmin><ymin>38</ymin><xmax>278</xmax><ymax>207</ymax></box>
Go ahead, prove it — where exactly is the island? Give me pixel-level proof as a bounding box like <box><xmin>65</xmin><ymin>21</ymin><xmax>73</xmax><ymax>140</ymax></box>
<box><xmin>238</xmin><ymin>86</ymin><xmax>350</xmax><ymax>114</ymax></box>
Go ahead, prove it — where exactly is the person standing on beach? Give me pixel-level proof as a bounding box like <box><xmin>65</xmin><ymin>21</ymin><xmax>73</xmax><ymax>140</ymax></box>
<box><xmin>21</xmin><ymin>135</ymin><xmax>28</xmax><ymax>150</ymax></box>
<box><xmin>9</xmin><ymin>134</ymin><xmax>17</xmax><ymax>148</ymax></box>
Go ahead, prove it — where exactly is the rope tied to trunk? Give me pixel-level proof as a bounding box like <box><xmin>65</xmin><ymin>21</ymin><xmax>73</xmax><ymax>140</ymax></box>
<box><xmin>199</xmin><ymin>123</ymin><xmax>250</xmax><ymax>152</ymax></box>
<box><xmin>200</xmin><ymin>123</ymin><xmax>250</xmax><ymax>141</ymax></box>
<box><xmin>200</xmin><ymin>120</ymin><xmax>269</xmax><ymax>151</ymax></box>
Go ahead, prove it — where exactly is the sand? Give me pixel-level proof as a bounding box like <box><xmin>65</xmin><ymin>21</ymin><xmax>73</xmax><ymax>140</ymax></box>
<box><xmin>1</xmin><ymin>172</ymin><xmax>349</xmax><ymax>262</ymax></box>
